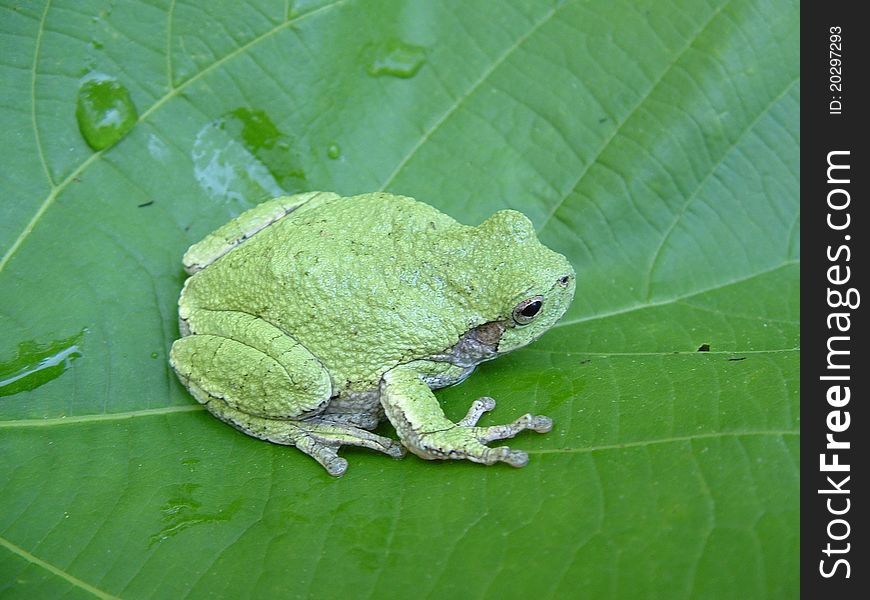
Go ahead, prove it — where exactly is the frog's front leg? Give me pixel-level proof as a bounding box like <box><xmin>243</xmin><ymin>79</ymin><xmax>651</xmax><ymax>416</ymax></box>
<box><xmin>380</xmin><ymin>363</ymin><xmax>552</xmax><ymax>468</ymax></box>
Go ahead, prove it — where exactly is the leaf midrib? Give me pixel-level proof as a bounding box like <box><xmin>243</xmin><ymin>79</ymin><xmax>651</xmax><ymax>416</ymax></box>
<box><xmin>0</xmin><ymin>401</ymin><xmax>797</xmax><ymax>453</ymax></box>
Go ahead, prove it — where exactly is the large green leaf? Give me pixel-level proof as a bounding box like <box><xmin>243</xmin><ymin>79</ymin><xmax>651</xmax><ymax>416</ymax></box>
<box><xmin>1</xmin><ymin>0</ymin><xmax>799</xmax><ymax>598</ymax></box>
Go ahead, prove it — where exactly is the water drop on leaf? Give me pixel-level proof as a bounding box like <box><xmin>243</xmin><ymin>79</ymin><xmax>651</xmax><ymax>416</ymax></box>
<box><xmin>367</xmin><ymin>40</ymin><xmax>426</xmax><ymax>79</ymax></box>
<box><xmin>327</xmin><ymin>143</ymin><xmax>341</xmax><ymax>159</ymax></box>
<box><xmin>0</xmin><ymin>330</ymin><xmax>85</xmax><ymax>397</ymax></box>
<box><xmin>191</xmin><ymin>108</ymin><xmax>307</xmax><ymax>208</ymax></box>
<box><xmin>75</xmin><ymin>74</ymin><xmax>138</xmax><ymax>150</ymax></box>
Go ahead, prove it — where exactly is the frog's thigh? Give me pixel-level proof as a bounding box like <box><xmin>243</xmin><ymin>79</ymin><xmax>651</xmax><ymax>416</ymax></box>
<box><xmin>183</xmin><ymin>191</ymin><xmax>339</xmax><ymax>272</ymax></box>
<box><xmin>171</xmin><ymin>311</ymin><xmax>403</xmax><ymax>476</ymax></box>
<box><xmin>170</xmin><ymin>310</ymin><xmax>331</xmax><ymax>419</ymax></box>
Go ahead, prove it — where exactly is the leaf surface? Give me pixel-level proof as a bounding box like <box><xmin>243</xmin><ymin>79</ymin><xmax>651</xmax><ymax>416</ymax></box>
<box><xmin>0</xmin><ymin>0</ymin><xmax>799</xmax><ymax>598</ymax></box>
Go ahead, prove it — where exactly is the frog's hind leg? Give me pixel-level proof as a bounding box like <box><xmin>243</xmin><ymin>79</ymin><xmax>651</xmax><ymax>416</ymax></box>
<box><xmin>182</xmin><ymin>191</ymin><xmax>339</xmax><ymax>273</ymax></box>
<box><xmin>277</xmin><ymin>417</ymin><xmax>406</xmax><ymax>476</ymax></box>
<box><xmin>203</xmin><ymin>398</ymin><xmax>405</xmax><ymax>477</ymax></box>
<box><xmin>171</xmin><ymin>309</ymin><xmax>332</xmax><ymax>419</ymax></box>
<box><xmin>171</xmin><ymin>309</ymin><xmax>404</xmax><ymax>476</ymax></box>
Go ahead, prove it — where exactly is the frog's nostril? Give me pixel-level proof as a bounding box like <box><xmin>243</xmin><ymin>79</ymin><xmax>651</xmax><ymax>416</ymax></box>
<box><xmin>557</xmin><ymin>275</ymin><xmax>571</xmax><ymax>287</ymax></box>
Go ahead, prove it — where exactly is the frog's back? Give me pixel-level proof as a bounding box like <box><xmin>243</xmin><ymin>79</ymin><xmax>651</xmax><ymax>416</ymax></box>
<box><xmin>289</xmin><ymin>192</ymin><xmax>458</xmax><ymax>238</ymax></box>
<box><xmin>183</xmin><ymin>193</ymin><xmax>476</xmax><ymax>388</ymax></box>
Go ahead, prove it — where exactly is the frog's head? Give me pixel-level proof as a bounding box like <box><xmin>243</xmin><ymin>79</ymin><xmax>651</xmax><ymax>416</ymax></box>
<box><xmin>475</xmin><ymin>210</ymin><xmax>576</xmax><ymax>356</ymax></box>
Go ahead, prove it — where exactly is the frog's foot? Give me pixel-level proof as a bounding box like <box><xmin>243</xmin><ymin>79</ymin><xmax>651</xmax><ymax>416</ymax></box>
<box><xmin>282</xmin><ymin>419</ymin><xmax>406</xmax><ymax>477</ymax></box>
<box><xmin>416</xmin><ymin>398</ymin><xmax>552</xmax><ymax>468</ymax></box>
<box><xmin>292</xmin><ymin>435</ymin><xmax>349</xmax><ymax>477</ymax></box>
<box><xmin>458</xmin><ymin>397</ymin><xmax>553</xmax><ymax>436</ymax></box>
<box><xmin>200</xmin><ymin>396</ymin><xmax>404</xmax><ymax>476</ymax></box>
<box><xmin>381</xmin><ymin>367</ymin><xmax>553</xmax><ymax>469</ymax></box>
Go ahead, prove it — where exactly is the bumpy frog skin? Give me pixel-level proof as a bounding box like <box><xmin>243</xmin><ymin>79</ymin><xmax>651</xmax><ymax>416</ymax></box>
<box><xmin>170</xmin><ymin>192</ymin><xmax>575</xmax><ymax>476</ymax></box>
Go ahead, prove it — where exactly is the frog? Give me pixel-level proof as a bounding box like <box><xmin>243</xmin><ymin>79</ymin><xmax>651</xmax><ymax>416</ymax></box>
<box><xmin>170</xmin><ymin>191</ymin><xmax>575</xmax><ymax>476</ymax></box>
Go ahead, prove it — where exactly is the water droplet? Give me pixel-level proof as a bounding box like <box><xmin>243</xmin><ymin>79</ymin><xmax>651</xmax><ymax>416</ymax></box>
<box><xmin>149</xmin><ymin>483</ymin><xmax>242</xmax><ymax>547</ymax></box>
<box><xmin>192</xmin><ymin>108</ymin><xmax>306</xmax><ymax>208</ymax></box>
<box><xmin>0</xmin><ymin>330</ymin><xmax>85</xmax><ymax>397</ymax></box>
<box><xmin>150</xmin><ymin>351</ymin><xmax>159</xmax><ymax>359</ymax></box>
<box><xmin>75</xmin><ymin>73</ymin><xmax>138</xmax><ymax>150</ymax></box>
<box><xmin>225</xmin><ymin>108</ymin><xmax>306</xmax><ymax>189</ymax></box>
<box><xmin>192</xmin><ymin>122</ymin><xmax>283</xmax><ymax>209</ymax></box>
<box><xmin>366</xmin><ymin>39</ymin><xmax>426</xmax><ymax>79</ymax></box>
<box><xmin>327</xmin><ymin>143</ymin><xmax>341</xmax><ymax>159</ymax></box>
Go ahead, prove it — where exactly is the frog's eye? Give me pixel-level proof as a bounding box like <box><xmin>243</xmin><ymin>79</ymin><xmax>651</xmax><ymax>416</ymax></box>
<box><xmin>512</xmin><ymin>296</ymin><xmax>544</xmax><ymax>325</ymax></box>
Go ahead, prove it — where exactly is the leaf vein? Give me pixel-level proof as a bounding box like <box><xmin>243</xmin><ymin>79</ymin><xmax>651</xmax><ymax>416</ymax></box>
<box><xmin>0</xmin><ymin>535</ymin><xmax>120</xmax><ymax>599</ymax></box>
<box><xmin>166</xmin><ymin>0</ymin><xmax>176</xmax><ymax>89</ymax></box>
<box><xmin>0</xmin><ymin>405</ymin><xmax>205</xmax><ymax>429</ymax></box>
<box><xmin>642</xmin><ymin>77</ymin><xmax>799</xmax><ymax>299</ymax></box>
<box><xmin>553</xmin><ymin>260</ymin><xmax>798</xmax><ymax>329</ymax></box>
<box><xmin>30</xmin><ymin>0</ymin><xmax>53</xmax><ymax>188</ymax></box>
<box><xmin>536</xmin><ymin>0</ymin><xmax>732</xmax><ymax>234</ymax></box>
<box><xmin>526</xmin><ymin>429</ymin><xmax>798</xmax><ymax>456</ymax></box>
<box><xmin>378</xmin><ymin>1</ymin><xmax>566</xmax><ymax>191</ymax></box>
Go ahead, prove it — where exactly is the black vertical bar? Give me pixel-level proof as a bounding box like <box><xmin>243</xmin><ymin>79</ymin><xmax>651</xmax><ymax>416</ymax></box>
<box><xmin>802</xmin><ymin>2</ymin><xmax>867</xmax><ymax>597</ymax></box>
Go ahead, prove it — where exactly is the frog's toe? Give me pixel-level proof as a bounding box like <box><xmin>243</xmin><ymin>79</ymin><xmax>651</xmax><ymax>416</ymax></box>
<box><xmin>530</xmin><ymin>415</ymin><xmax>553</xmax><ymax>433</ymax></box>
<box><xmin>457</xmin><ymin>396</ymin><xmax>497</xmax><ymax>427</ymax></box>
<box><xmin>472</xmin><ymin>445</ymin><xmax>528</xmax><ymax>468</ymax></box>
<box><xmin>386</xmin><ymin>441</ymin><xmax>408</xmax><ymax>460</ymax></box>
<box><xmin>293</xmin><ymin>434</ymin><xmax>347</xmax><ymax>476</ymax></box>
<box><xmin>473</xmin><ymin>413</ymin><xmax>554</xmax><ymax>443</ymax></box>
<box><xmin>502</xmin><ymin>449</ymin><xmax>529</xmax><ymax>468</ymax></box>
<box><xmin>324</xmin><ymin>455</ymin><xmax>349</xmax><ymax>477</ymax></box>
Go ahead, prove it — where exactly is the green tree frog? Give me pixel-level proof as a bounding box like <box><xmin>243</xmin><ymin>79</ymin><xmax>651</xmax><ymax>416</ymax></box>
<box><xmin>170</xmin><ymin>192</ymin><xmax>575</xmax><ymax>476</ymax></box>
